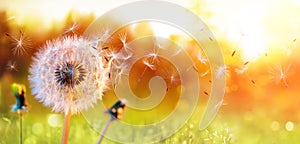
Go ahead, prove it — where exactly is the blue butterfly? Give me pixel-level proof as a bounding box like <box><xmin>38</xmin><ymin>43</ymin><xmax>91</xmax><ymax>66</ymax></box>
<box><xmin>11</xmin><ymin>83</ymin><xmax>28</xmax><ymax>112</ymax></box>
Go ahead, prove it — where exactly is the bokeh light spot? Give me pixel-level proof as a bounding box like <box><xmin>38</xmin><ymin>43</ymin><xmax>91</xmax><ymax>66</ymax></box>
<box><xmin>270</xmin><ymin>121</ymin><xmax>280</xmax><ymax>131</ymax></box>
<box><xmin>47</xmin><ymin>114</ymin><xmax>63</xmax><ymax>127</ymax></box>
<box><xmin>24</xmin><ymin>136</ymin><xmax>37</xmax><ymax>144</ymax></box>
<box><xmin>285</xmin><ymin>121</ymin><xmax>294</xmax><ymax>131</ymax></box>
<box><xmin>32</xmin><ymin>123</ymin><xmax>44</xmax><ymax>135</ymax></box>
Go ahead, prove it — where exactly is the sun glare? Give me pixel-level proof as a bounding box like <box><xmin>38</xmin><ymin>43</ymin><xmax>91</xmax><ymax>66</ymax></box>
<box><xmin>1</xmin><ymin>0</ymin><xmax>299</xmax><ymax>61</ymax></box>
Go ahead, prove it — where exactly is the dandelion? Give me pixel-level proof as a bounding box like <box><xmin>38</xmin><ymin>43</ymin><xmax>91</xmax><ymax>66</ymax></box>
<box><xmin>28</xmin><ymin>36</ymin><xmax>111</xmax><ymax>144</ymax></box>
<box><xmin>269</xmin><ymin>64</ymin><xmax>290</xmax><ymax>88</ymax></box>
<box><xmin>5</xmin><ymin>30</ymin><xmax>31</xmax><ymax>55</ymax></box>
<box><xmin>6</xmin><ymin>60</ymin><xmax>18</xmax><ymax>71</ymax></box>
<box><xmin>11</xmin><ymin>83</ymin><xmax>28</xmax><ymax>144</ymax></box>
<box><xmin>97</xmin><ymin>100</ymin><xmax>126</xmax><ymax>144</ymax></box>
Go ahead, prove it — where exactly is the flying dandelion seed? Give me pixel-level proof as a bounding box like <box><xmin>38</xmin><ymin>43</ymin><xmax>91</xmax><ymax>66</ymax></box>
<box><xmin>269</xmin><ymin>64</ymin><xmax>290</xmax><ymax>88</ymax></box>
<box><xmin>119</xmin><ymin>32</ymin><xmax>131</xmax><ymax>51</ymax></box>
<box><xmin>197</xmin><ymin>53</ymin><xmax>208</xmax><ymax>65</ymax></box>
<box><xmin>216</xmin><ymin>65</ymin><xmax>228</xmax><ymax>79</ymax></box>
<box><xmin>172</xmin><ymin>48</ymin><xmax>183</xmax><ymax>56</ymax></box>
<box><xmin>28</xmin><ymin>36</ymin><xmax>110</xmax><ymax>115</ymax></box>
<box><xmin>6</xmin><ymin>16</ymin><xmax>16</xmax><ymax>21</ymax></box>
<box><xmin>235</xmin><ymin>66</ymin><xmax>248</xmax><ymax>75</ymax></box>
<box><xmin>143</xmin><ymin>59</ymin><xmax>156</xmax><ymax>70</ymax></box>
<box><xmin>204</xmin><ymin>91</ymin><xmax>209</xmax><ymax>96</ymax></box>
<box><xmin>6</xmin><ymin>61</ymin><xmax>18</xmax><ymax>71</ymax></box>
<box><xmin>63</xmin><ymin>22</ymin><xmax>79</xmax><ymax>35</ymax></box>
<box><xmin>5</xmin><ymin>30</ymin><xmax>31</xmax><ymax>55</ymax></box>
<box><xmin>243</xmin><ymin>61</ymin><xmax>249</xmax><ymax>66</ymax></box>
<box><xmin>231</xmin><ymin>32</ymin><xmax>246</xmax><ymax>58</ymax></box>
<box><xmin>231</xmin><ymin>50</ymin><xmax>236</xmax><ymax>57</ymax></box>
<box><xmin>201</xmin><ymin>70</ymin><xmax>210</xmax><ymax>77</ymax></box>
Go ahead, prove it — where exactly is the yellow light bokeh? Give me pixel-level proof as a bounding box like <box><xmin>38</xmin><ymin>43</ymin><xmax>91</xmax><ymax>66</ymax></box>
<box><xmin>2</xmin><ymin>0</ymin><xmax>299</xmax><ymax>61</ymax></box>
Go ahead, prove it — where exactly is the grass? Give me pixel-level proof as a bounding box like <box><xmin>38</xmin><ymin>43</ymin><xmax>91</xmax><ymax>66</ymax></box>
<box><xmin>0</xmin><ymin>107</ymin><xmax>299</xmax><ymax>144</ymax></box>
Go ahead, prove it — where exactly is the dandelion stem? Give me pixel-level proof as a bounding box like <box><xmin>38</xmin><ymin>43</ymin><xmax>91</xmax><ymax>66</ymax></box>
<box><xmin>97</xmin><ymin>117</ymin><xmax>114</xmax><ymax>144</ymax></box>
<box><xmin>61</xmin><ymin>111</ymin><xmax>71</xmax><ymax>144</ymax></box>
<box><xmin>19</xmin><ymin>112</ymin><xmax>22</xmax><ymax>144</ymax></box>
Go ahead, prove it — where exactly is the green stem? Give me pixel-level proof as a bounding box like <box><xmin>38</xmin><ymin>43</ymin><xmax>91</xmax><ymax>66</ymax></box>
<box><xmin>19</xmin><ymin>112</ymin><xmax>22</xmax><ymax>144</ymax></box>
<box><xmin>97</xmin><ymin>117</ymin><xmax>113</xmax><ymax>144</ymax></box>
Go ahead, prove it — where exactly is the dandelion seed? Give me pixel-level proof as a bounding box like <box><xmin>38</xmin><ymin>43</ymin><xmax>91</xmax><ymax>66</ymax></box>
<box><xmin>201</xmin><ymin>70</ymin><xmax>209</xmax><ymax>77</ymax></box>
<box><xmin>193</xmin><ymin>66</ymin><xmax>198</xmax><ymax>72</ymax></box>
<box><xmin>204</xmin><ymin>91</ymin><xmax>209</xmax><ymax>96</ymax></box>
<box><xmin>269</xmin><ymin>64</ymin><xmax>290</xmax><ymax>88</ymax></box>
<box><xmin>216</xmin><ymin>65</ymin><xmax>228</xmax><ymax>79</ymax></box>
<box><xmin>143</xmin><ymin>59</ymin><xmax>156</xmax><ymax>70</ymax></box>
<box><xmin>251</xmin><ymin>80</ymin><xmax>255</xmax><ymax>84</ymax></box>
<box><xmin>244</xmin><ymin>61</ymin><xmax>249</xmax><ymax>65</ymax></box>
<box><xmin>231</xmin><ymin>50</ymin><xmax>236</xmax><ymax>57</ymax></box>
<box><xmin>172</xmin><ymin>48</ymin><xmax>182</xmax><ymax>56</ymax></box>
<box><xmin>293</xmin><ymin>38</ymin><xmax>296</xmax><ymax>42</ymax></box>
<box><xmin>102</xmin><ymin>47</ymin><xmax>109</xmax><ymax>50</ymax></box>
<box><xmin>6</xmin><ymin>16</ymin><xmax>16</xmax><ymax>21</ymax></box>
<box><xmin>5</xmin><ymin>30</ymin><xmax>31</xmax><ymax>55</ymax></box>
<box><xmin>6</xmin><ymin>61</ymin><xmax>18</xmax><ymax>71</ymax></box>
<box><xmin>197</xmin><ymin>54</ymin><xmax>208</xmax><ymax>65</ymax></box>
<box><xmin>146</xmin><ymin>47</ymin><xmax>159</xmax><ymax>62</ymax></box>
<box><xmin>235</xmin><ymin>66</ymin><xmax>248</xmax><ymax>74</ymax></box>
<box><xmin>209</xmin><ymin>37</ymin><xmax>213</xmax><ymax>41</ymax></box>
<box><xmin>63</xmin><ymin>22</ymin><xmax>79</xmax><ymax>35</ymax></box>
<box><xmin>119</xmin><ymin>32</ymin><xmax>130</xmax><ymax>50</ymax></box>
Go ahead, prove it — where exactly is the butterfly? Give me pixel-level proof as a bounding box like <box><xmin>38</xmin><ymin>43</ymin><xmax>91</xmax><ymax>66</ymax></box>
<box><xmin>11</xmin><ymin>83</ymin><xmax>28</xmax><ymax>112</ymax></box>
<box><xmin>107</xmin><ymin>100</ymin><xmax>126</xmax><ymax>120</ymax></box>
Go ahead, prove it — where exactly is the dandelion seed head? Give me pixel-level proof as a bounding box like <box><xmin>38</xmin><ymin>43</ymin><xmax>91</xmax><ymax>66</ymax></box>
<box><xmin>54</xmin><ymin>61</ymin><xmax>87</xmax><ymax>88</ymax></box>
<box><xmin>29</xmin><ymin>36</ymin><xmax>110</xmax><ymax>115</ymax></box>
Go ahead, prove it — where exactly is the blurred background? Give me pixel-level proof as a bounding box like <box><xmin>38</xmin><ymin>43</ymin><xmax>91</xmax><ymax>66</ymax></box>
<box><xmin>0</xmin><ymin>0</ymin><xmax>300</xmax><ymax>143</ymax></box>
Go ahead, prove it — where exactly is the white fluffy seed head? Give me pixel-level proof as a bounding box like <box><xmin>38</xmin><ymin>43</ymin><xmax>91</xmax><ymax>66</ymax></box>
<box><xmin>28</xmin><ymin>36</ymin><xmax>111</xmax><ymax>115</ymax></box>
